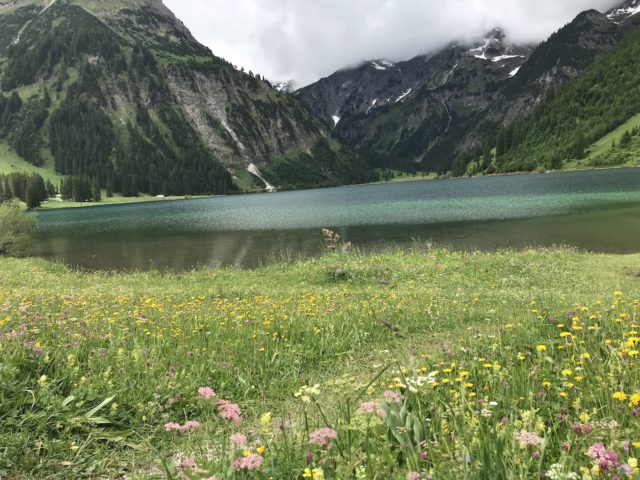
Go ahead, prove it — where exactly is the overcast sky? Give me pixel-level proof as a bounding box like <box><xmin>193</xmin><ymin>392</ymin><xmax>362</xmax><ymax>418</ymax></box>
<box><xmin>164</xmin><ymin>0</ymin><xmax>622</xmax><ymax>87</ymax></box>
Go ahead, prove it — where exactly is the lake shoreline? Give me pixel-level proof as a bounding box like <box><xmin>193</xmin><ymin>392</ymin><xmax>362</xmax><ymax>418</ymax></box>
<box><xmin>37</xmin><ymin>164</ymin><xmax>640</xmax><ymax>211</ymax></box>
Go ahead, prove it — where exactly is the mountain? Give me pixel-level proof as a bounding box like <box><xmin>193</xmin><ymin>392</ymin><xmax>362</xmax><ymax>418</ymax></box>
<box><xmin>299</xmin><ymin>4</ymin><xmax>639</xmax><ymax>174</ymax></box>
<box><xmin>488</xmin><ymin>10</ymin><xmax>640</xmax><ymax>173</ymax></box>
<box><xmin>453</xmin><ymin>8</ymin><xmax>629</xmax><ymax>174</ymax></box>
<box><xmin>0</xmin><ymin>0</ymin><xmax>374</xmax><ymax>195</ymax></box>
<box><xmin>607</xmin><ymin>0</ymin><xmax>640</xmax><ymax>23</ymax></box>
<box><xmin>297</xmin><ymin>28</ymin><xmax>534</xmax><ymax>171</ymax></box>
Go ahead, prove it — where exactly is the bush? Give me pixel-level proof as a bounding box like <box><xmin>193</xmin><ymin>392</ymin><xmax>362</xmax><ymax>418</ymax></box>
<box><xmin>0</xmin><ymin>200</ymin><xmax>36</xmax><ymax>256</ymax></box>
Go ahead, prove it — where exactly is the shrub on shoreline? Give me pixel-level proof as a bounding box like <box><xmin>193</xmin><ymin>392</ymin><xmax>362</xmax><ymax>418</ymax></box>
<box><xmin>0</xmin><ymin>200</ymin><xmax>36</xmax><ymax>256</ymax></box>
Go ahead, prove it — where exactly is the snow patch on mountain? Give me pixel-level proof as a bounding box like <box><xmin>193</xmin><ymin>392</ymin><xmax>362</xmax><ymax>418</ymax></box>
<box><xmin>608</xmin><ymin>0</ymin><xmax>640</xmax><ymax>22</ymax></box>
<box><xmin>469</xmin><ymin>40</ymin><xmax>491</xmax><ymax>60</ymax></box>
<box><xmin>492</xmin><ymin>55</ymin><xmax>522</xmax><ymax>62</ymax></box>
<box><xmin>332</xmin><ymin>115</ymin><xmax>341</xmax><ymax>126</ymax></box>
<box><xmin>274</xmin><ymin>81</ymin><xmax>296</xmax><ymax>93</ymax></box>
<box><xmin>509</xmin><ymin>66</ymin><xmax>521</xmax><ymax>77</ymax></box>
<box><xmin>395</xmin><ymin>89</ymin><xmax>412</xmax><ymax>103</ymax></box>
<box><xmin>370</xmin><ymin>61</ymin><xmax>387</xmax><ymax>71</ymax></box>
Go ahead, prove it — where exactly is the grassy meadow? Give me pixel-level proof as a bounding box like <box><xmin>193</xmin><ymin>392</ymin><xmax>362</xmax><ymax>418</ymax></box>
<box><xmin>1</xmin><ymin>248</ymin><xmax>640</xmax><ymax>479</ymax></box>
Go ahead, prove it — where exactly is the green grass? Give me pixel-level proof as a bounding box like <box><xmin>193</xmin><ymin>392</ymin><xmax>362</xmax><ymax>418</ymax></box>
<box><xmin>1</xmin><ymin>248</ymin><xmax>640</xmax><ymax>478</ymax></box>
<box><xmin>38</xmin><ymin>193</ymin><xmax>213</xmax><ymax>209</ymax></box>
<box><xmin>232</xmin><ymin>169</ymin><xmax>264</xmax><ymax>192</ymax></box>
<box><xmin>373</xmin><ymin>170</ymin><xmax>437</xmax><ymax>184</ymax></box>
<box><xmin>0</xmin><ymin>141</ymin><xmax>63</xmax><ymax>184</ymax></box>
<box><xmin>585</xmin><ymin>113</ymin><xmax>640</xmax><ymax>162</ymax></box>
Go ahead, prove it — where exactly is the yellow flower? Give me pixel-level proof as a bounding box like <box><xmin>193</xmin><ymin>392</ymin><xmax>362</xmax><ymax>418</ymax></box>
<box><xmin>613</xmin><ymin>391</ymin><xmax>628</xmax><ymax>402</ymax></box>
<box><xmin>242</xmin><ymin>449</ymin><xmax>251</xmax><ymax>457</ymax></box>
<box><xmin>260</xmin><ymin>412</ymin><xmax>272</xmax><ymax>428</ymax></box>
<box><xmin>256</xmin><ymin>446</ymin><xmax>266</xmax><ymax>454</ymax></box>
<box><xmin>561</xmin><ymin>369</ymin><xmax>572</xmax><ymax>377</ymax></box>
<box><xmin>560</xmin><ymin>332</ymin><xmax>572</xmax><ymax>338</ymax></box>
<box><xmin>630</xmin><ymin>393</ymin><xmax>640</xmax><ymax>407</ymax></box>
<box><xmin>580</xmin><ymin>353</ymin><xmax>591</xmax><ymax>359</ymax></box>
<box><xmin>536</xmin><ymin>345</ymin><xmax>547</xmax><ymax>352</ymax></box>
<box><xmin>633</xmin><ymin>442</ymin><xmax>640</xmax><ymax>449</ymax></box>
<box><xmin>303</xmin><ymin>468</ymin><xmax>325</xmax><ymax>479</ymax></box>
<box><xmin>614</xmin><ymin>291</ymin><xmax>623</xmax><ymax>297</ymax></box>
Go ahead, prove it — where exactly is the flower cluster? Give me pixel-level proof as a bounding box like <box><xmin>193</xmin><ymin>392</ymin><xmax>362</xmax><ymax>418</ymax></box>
<box><xmin>164</xmin><ymin>420</ymin><xmax>201</xmax><ymax>433</ymax></box>
<box><xmin>309</xmin><ymin>428</ymin><xmax>338</xmax><ymax>449</ymax></box>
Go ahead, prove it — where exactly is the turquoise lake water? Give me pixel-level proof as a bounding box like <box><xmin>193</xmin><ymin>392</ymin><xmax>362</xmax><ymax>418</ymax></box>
<box><xmin>36</xmin><ymin>168</ymin><xmax>640</xmax><ymax>270</ymax></box>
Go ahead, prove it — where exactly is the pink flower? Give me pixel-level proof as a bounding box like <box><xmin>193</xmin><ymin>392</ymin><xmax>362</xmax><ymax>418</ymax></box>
<box><xmin>164</xmin><ymin>422</ymin><xmax>183</xmax><ymax>432</ymax></box>
<box><xmin>407</xmin><ymin>472</ymin><xmax>422</xmax><ymax>480</ymax></box>
<box><xmin>234</xmin><ymin>453</ymin><xmax>263</xmax><ymax>471</ymax></box>
<box><xmin>230</xmin><ymin>433</ymin><xmax>247</xmax><ymax>446</ymax></box>
<box><xmin>182</xmin><ymin>420</ymin><xmax>201</xmax><ymax>431</ymax></box>
<box><xmin>309</xmin><ymin>428</ymin><xmax>338</xmax><ymax>449</ymax></box>
<box><xmin>164</xmin><ymin>421</ymin><xmax>201</xmax><ymax>433</ymax></box>
<box><xmin>587</xmin><ymin>443</ymin><xmax>606</xmax><ymax>460</ymax></box>
<box><xmin>515</xmin><ymin>431</ymin><xmax>544</xmax><ymax>447</ymax></box>
<box><xmin>383</xmin><ymin>390</ymin><xmax>404</xmax><ymax>404</ymax></box>
<box><xmin>356</xmin><ymin>402</ymin><xmax>386</xmax><ymax>418</ymax></box>
<box><xmin>587</xmin><ymin>443</ymin><xmax>619</xmax><ymax>473</ymax></box>
<box><xmin>198</xmin><ymin>387</ymin><xmax>216</xmax><ymax>399</ymax></box>
<box><xmin>219</xmin><ymin>399</ymin><xmax>242</xmax><ymax>425</ymax></box>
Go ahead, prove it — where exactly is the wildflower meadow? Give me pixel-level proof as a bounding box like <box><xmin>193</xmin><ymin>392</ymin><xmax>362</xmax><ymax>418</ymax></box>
<box><xmin>1</xmin><ymin>247</ymin><xmax>640</xmax><ymax>479</ymax></box>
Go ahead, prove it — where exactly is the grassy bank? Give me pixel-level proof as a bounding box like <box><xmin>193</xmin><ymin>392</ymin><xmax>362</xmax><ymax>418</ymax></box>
<box><xmin>37</xmin><ymin>194</ymin><xmax>214</xmax><ymax>210</ymax></box>
<box><xmin>1</xmin><ymin>249</ymin><xmax>639</xmax><ymax>479</ymax></box>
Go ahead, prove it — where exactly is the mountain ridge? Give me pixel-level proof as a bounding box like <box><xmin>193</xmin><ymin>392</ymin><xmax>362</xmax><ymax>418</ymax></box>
<box><xmin>0</xmin><ymin>0</ymin><xmax>375</xmax><ymax>194</ymax></box>
<box><xmin>297</xmin><ymin>1</ymin><xmax>640</xmax><ymax>174</ymax></box>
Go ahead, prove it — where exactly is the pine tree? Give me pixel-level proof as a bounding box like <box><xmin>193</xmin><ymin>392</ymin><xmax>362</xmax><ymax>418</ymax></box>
<box><xmin>91</xmin><ymin>178</ymin><xmax>101</xmax><ymax>202</ymax></box>
<box><xmin>620</xmin><ymin>130</ymin><xmax>632</xmax><ymax>148</ymax></box>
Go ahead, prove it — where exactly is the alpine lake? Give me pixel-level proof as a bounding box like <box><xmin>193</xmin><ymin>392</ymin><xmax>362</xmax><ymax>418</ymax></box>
<box><xmin>35</xmin><ymin>167</ymin><xmax>640</xmax><ymax>271</ymax></box>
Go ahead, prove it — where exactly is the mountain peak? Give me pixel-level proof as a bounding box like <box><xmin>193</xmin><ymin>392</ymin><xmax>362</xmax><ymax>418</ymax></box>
<box><xmin>607</xmin><ymin>0</ymin><xmax>640</xmax><ymax>22</ymax></box>
<box><xmin>466</xmin><ymin>27</ymin><xmax>531</xmax><ymax>62</ymax></box>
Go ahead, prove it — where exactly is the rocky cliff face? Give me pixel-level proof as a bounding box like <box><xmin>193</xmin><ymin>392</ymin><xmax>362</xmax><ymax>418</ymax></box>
<box><xmin>297</xmin><ymin>28</ymin><xmax>535</xmax><ymax>171</ymax></box>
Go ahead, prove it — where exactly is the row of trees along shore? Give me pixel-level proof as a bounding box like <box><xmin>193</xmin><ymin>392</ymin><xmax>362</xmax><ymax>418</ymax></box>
<box><xmin>0</xmin><ymin>172</ymin><xmax>103</xmax><ymax>208</ymax></box>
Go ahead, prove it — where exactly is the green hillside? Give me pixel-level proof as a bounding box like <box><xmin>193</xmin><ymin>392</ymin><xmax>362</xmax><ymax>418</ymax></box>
<box><xmin>0</xmin><ymin>0</ymin><xmax>374</xmax><ymax>196</ymax></box>
<box><xmin>492</xmin><ymin>26</ymin><xmax>640</xmax><ymax>172</ymax></box>
<box><xmin>0</xmin><ymin>141</ymin><xmax>62</xmax><ymax>183</ymax></box>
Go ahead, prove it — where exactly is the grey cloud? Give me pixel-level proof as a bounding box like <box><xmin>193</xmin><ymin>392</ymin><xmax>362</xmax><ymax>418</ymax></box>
<box><xmin>164</xmin><ymin>0</ymin><xmax>622</xmax><ymax>86</ymax></box>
